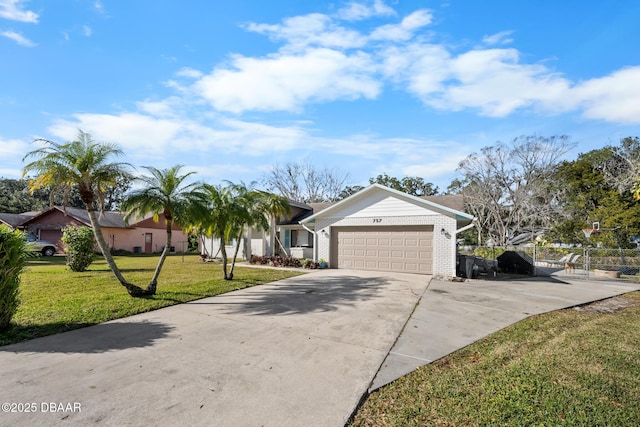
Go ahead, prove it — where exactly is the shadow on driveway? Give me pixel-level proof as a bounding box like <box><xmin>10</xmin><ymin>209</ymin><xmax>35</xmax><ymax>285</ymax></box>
<box><xmin>0</xmin><ymin>321</ymin><xmax>173</xmax><ymax>354</ymax></box>
<box><xmin>189</xmin><ymin>274</ymin><xmax>391</xmax><ymax>315</ymax></box>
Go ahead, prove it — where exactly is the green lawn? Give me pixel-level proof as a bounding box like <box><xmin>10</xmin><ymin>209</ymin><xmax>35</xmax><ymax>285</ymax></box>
<box><xmin>351</xmin><ymin>291</ymin><xmax>640</xmax><ymax>426</ymax></box>
<box><xmin>1</xmin><ymin>254</ymin><xmax>303</xmax><ymax>346</ymax></box>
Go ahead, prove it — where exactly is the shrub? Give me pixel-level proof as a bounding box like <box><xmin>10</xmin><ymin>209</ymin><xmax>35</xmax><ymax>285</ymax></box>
<box><xmin>302</xmin><ymin>258</ymin><xmax>319</xmax><ymax>269</ymax></box>
<box><xmin>0</xmin><ymin>226</ymin><xmax>27</xmax><ymax>331</ymax></box>
<box><xmin>473</xmin><ymin>246</ymin><xmax>507</xmax><ymax>260</ymax></box>
<box><xmin>61</xmin><ymin>226</ymin><xmax>95</xmax><ymax>272</ymax></box>
<box><xmin>248</xmin><ymin>255</ymin><xmax>303</xmax><ymax>268</ymax></box>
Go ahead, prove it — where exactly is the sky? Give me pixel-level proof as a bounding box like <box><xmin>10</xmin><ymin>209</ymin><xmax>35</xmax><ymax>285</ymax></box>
<box><xmin>1</xmin><ymin>0</ymin><xmax>640</xmax><ymax>193</ymax></box>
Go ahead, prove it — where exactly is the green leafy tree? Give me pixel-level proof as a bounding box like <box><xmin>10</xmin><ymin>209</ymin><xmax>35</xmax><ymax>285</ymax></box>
<box><xmin>196</xmin><ymin>184</ymin><xmax>236</xmax><ymax>280</ymax></box>
<box><xmin>369</xmin><ymin>173</ymin><xmax>439</xmax><ymax>196</ymax></box>
<box><xmin>0</xmin><ymin>178</ymin><xmax>49</xmax><ymax>213</ymax></box>
<box><xmin>21</xmin><ymin>130</ymin><xmax>150</xmax><ymax>296</ymax></box>
<box><xmin>121</xmin><ymin>165</ymin><xmax>204</xmax><ymax>294</ymax></box>
<box><xmin>0</xmin><ymin>226</ymin><xmax>27</xmax><ymax>331</ymax></box>
<box><xmin>0</xmin><ymin>177</ymin><xmax>129</xmax><ymax>213</ymax></box>
<box><xmin>195</xmin><ymin>183</ymin><xmax>290</xmax><ymax>280</ymax></box>
<box><xmin>61</xmin><ymin>226</ymin><xmax>95</xmax><ymax>272</ymax></box>
<box><xmin>550</xmin><ymin>146</ymin><xmax>640</xmax><ymax>246</ymax></box>
<box><xmin>338</xmin><ymin>185</ymin><xmax>365</xmax><ymax>200</ymax></box>
<box><xmin>226</xmin><ymin>182</ymin><xmax>290</xmax><ymax>279</ymax></box>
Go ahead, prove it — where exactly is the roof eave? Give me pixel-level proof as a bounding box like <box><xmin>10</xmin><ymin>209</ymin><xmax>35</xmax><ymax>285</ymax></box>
<box><xmin>301</xmin><ymin>183</ymin><xmax>474</xmax><ymax>223</ymax></box>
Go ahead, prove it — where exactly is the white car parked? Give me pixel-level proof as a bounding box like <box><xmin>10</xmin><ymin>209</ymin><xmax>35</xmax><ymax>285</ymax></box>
<box><xmin>25</xmin><ymin>235</ymin><xmax>58</xmax><ymax>256</ymax></box>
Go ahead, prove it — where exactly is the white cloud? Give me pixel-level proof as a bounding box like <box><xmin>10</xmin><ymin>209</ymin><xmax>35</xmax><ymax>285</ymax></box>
<box><xmin>82</xmin><ymin>25</ymin><xmax>92</xmax><ymax>37</ymax></box>
<box><xmin>176</xmin><ymin>67</ymin><xmax>203</xmax><ymax>79</ymax></box>
<box><xmin>0</xmin><ymin>0</ymin><xmax>38</xmax><ymax>23</ymax></box>
<box><xmin>193</xmin><ymin>48</ymin><xmax>380</xmax><ymax>113</ymax></box>
<box><xmin>0</xmin><ymin>136</ymin><xmax>30</xmax><ymax>178</ymax></box>
<box><xmin>482</xmin><ymin>30</ymin><xmax>514</xmax><ymax>46</ymax></box>
<box><xmin>370</xmin><ymin>9</ymin><xmax>433</xmax><ymax>41</ymax></box>
<box><xmin>0</xmin><ymin>136</ymin><xmax>29</xmax><ymax>157</ymax></box>
<box><xmin>246</xmin><ymin>13</ymin><xmax>367</xmax><ymax>50</ymax></box>
<box><xmin>48</xmin><ymin>113</ymin><xmax>183</xmax><ymax>161</ymax></box>
<box><xmin>0</xmin><ymin>167</ymin><xmax>23</xmax><ymax>178</ymax></box>
<box><xmin>402</xmin><ymin>152</ymin><xmax>468</xmax><ymax>178</ymax></box>
<box><xmin>94</xmin><ymin>1</ymin><xmax>106</xmax><ymax>15</ymax></box>
<box><xmin>46</xmin><ymin>108</ymin><xmax>311</xmax><ymax>162</ymax></box>
<box><xmin>336</xmin><ymin>0</ymin><xmax>396</xmax><ymax>21</ymax></box>
<box><xmin>433</xmin><ymin>49</ymin><xmax>571</xmax><ymax>117</ymax></box>
<box><xmin>380</xmin><ymin>43</ymin><xmax>451</xmax><ymax>93</ymax></box>
<box><xmin>1</xmin><ymin>29</ymin><xmax>36</xmax><ymax>46</ymax></box>
<box><xmin>570</xmin><ymin>66</ymin><xmax>640</xmax><ymax>124</ymax></box>
<box><xmin>136</xmin><ymin>97</ymin><xmax>183</xmax><ymax>117</ymax></box>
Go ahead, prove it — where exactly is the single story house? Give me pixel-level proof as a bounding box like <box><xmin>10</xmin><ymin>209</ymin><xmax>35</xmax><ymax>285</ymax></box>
<box><xmin>202</xmin><ymin>184</ymin><xmax>475</xmax><ymax>277</ymax></box>
<box><xmin>17</xmin><ymin>206</ymin><xmax>191</xmax><ymax>254</ymax></box>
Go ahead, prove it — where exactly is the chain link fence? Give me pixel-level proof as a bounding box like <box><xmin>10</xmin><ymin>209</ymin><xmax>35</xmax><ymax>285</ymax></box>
<box><xmin>459</xmin><ymin>245</ymin><xmax>640</xmax><ymax>281</ymax></box>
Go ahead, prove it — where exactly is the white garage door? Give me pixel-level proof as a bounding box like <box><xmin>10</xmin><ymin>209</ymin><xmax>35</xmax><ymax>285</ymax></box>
<box><xmin>332</xmin><ymin>226</ymin><xmax>433</xmax><ymax>274</ymax></box>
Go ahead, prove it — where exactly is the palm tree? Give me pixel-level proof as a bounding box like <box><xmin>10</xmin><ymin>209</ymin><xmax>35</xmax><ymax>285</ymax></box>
<box><xmin>120</xmin><ymin>165</ymin><xmax>204</xmax><ymax>294</ymax></box>
<box><xmin>22</xmin><ymin>130</ymin><xmax>148</xmax><ymax>296</ymax></box>
<box><xmin>226</xmin><ymin>182</ymin><xmax>290</xmax><ymax>279</ymax></box>
<box><xmin>196</xmin><ymin>184</ymin><xmax>236</xmax><ymax>280</ymax></box>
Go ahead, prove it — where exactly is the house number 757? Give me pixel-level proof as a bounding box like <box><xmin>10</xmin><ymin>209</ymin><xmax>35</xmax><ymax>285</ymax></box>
<box><xmin>372</xmin><ymin>218</ymin><xmax>382</xmax><ymax>223</ymax></box>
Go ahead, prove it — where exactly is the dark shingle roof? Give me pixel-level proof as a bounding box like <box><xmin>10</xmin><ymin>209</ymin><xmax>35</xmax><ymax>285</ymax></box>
<box><xmin>422</xmin><ymin>194</ymin><xmax>465</xmax><ymax>213</ymax></box>
<box><xmin>21</xmin><ymin>206</ymin><xmax>133</xmax><ymax>228</ymax></box>
<box><xmin>0</xmin><ymin>212</ymin><xmax>36</xmax><ymax>228</ymax></box>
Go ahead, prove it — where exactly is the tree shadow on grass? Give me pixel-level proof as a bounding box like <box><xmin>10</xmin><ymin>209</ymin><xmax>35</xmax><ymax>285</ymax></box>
<box><xmin>189</xmin><ymin>275</ymin><xmax>392</xmax><ymax>316</ymax></box>
<box><xmin>0</xmin><ymin>321</ymin><xmax>173</xmax><ymax>353</ymax></box>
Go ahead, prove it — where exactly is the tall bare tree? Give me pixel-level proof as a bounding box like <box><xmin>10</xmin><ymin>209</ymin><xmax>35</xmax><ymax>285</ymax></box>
<box><xmin>262</xmin><ymin>159</ymin><xmax>350</xmax><ymax>203</ymax></box>
<box><xmin>598</xmin><ymin>137</ymin><xmax>640</xmax><ymax>198</ymax></box>
<box><xmin>457</xmin><ymin>135</ymin><xmax>575</xmax><ymax>246</ymax></box>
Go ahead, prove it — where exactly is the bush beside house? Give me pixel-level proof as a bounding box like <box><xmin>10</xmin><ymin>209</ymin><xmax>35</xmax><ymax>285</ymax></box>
<box><xmin>61</xmin><ymin>226</ymin><xmax>95</xmax><ymax>272</ymax></box>
<box><xmin>0</xmin><ymin>225</ymin><xmax>27</xmax><ymax>331</ymax></box>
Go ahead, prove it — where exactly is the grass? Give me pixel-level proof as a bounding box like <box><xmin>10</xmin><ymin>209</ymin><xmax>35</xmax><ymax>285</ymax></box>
<box><xmin>351</xmin><ymin>291</ymin><xmax>640</xmax><ymax>427</ymax></box>
<box><xmin>1</xmin><ymin>254</ymin><xmax>303</xmax><ymax>346</ymax></box>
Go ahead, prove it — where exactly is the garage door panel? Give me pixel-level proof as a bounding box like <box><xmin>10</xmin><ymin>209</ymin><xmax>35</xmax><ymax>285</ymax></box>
<box><xmin>334</xmin><ymin>226</ymin><xmax>433</xmax><ymax>275</ymax></box>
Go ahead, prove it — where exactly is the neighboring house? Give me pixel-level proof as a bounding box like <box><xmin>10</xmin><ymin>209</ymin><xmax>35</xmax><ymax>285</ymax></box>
<box><xmin>17</xmin><ymin>206</ymin><xmax>190</xmax><ymax>254</ymax></box>
<box><xmin>202</xmin><ymin>184</ymin><xmax>475</xmax><ymax>277</ymax></box>
<box><xmin>200</xmin><ymin>200</ymin><xmax>319</xmax><ymax>260</ymax></box>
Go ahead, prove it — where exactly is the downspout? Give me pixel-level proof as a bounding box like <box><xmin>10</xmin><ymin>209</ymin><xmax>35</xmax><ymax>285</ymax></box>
<box><xmin>454</xmin><ymin>219</ymin><xmax>477</xmax><ymax>236</ymax></box>
<box><xmin>300</xmin><ymin>222</ymin><xmax>316</xmax><ymax>261</ymax></box>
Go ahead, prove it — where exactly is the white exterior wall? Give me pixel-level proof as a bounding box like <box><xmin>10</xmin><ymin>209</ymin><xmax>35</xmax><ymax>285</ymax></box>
<box><xmin>311</xmin><ymin>192</ymin><xmax>462</xmax><ymax>277</ymax></box>
<box><xmin>201</xmin><ymin>227</ymin><xmax>270</xmax><ymax>259</ymax></box>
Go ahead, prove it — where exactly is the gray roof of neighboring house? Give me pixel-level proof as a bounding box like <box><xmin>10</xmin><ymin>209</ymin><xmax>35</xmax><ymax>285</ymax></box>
<box><xmin>422</xmin><ymin>194</ymin><xmax>465</xmax><ymax>213</ymax></box>
<box><xmin>0</xmin><ymin>212</ymin><xmax>36</xmax><ymax>228</ymax></box>
<box><xmin>21</xmin><ymin>206</ymin><xmax>133</xmax><ymax>229</ymax></box>
<box><xmin>279</xmin><ymin>201</ymin><xmax>337</xmax><ymax>225</ymax></box>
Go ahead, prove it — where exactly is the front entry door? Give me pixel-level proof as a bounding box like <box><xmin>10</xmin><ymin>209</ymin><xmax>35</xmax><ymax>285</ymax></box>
<box><xmin>144</xmin><ymin>233</ymin><xmax>153</xmax><ymax>253</ymax></box>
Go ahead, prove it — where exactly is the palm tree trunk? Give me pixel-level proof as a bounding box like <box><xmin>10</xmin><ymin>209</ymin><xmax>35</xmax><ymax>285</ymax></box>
<box><xmin>146</xmin><ymin>219</ymin><xmax>173</xmax><ymax>295</ymax></box>
<box><xmin>220</xmin><ymin>236</ymin><xmax>229</xmax><ymax>280</ymax></box>
<box><xmin>86</xmin><ymin>208</ymin><xmax>148</xmax><ymax>297</ymax></box>
<box><xmin>228</xmin><ymin>230</ymin><xmax>243</xmax><ymax>280</ymax></box>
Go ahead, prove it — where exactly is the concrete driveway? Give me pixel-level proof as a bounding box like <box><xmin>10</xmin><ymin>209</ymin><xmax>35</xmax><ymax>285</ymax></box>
<box><xmin>371</xmin><ymin>275</ymin><xmax>640</xmax><ymax>390</ymax></box>
<box><xmin>0</xmin><ymin>270</ymin><xmax>429</xmax><ymax>427</ymax></box>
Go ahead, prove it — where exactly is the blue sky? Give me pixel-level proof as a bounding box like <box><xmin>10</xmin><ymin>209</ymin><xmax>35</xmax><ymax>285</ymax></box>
<box><xmin>2</xmin><ymin>0</ymin><xmax>640</xmax><ymax>192</ymax></box>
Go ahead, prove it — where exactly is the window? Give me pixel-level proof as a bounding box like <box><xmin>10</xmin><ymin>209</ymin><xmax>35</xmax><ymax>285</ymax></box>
<box><xmin>291</xmin><ymin>230</ymin><xmax>313</xmax><ymax>247</ymax></box>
